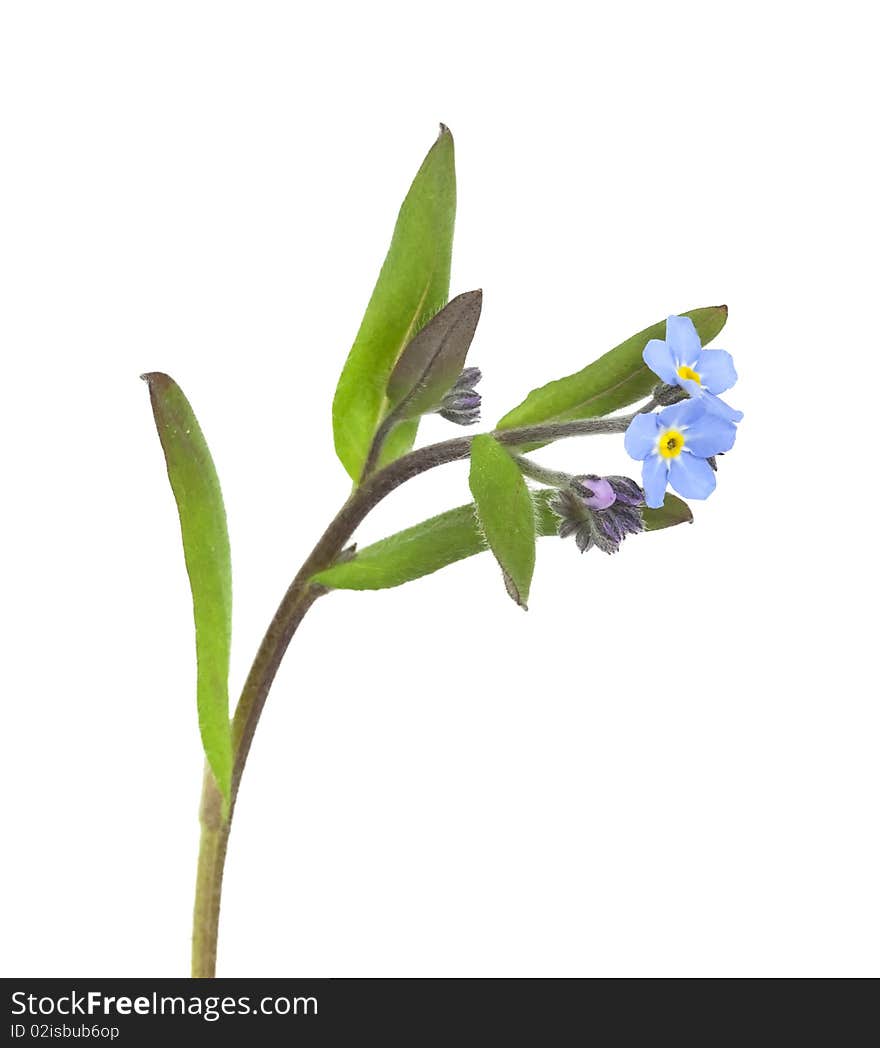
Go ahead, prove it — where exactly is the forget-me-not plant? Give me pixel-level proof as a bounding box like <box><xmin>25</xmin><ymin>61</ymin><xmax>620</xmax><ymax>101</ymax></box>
<box><xmin>142</xmin><ymin>126</ymin><xmax>745</xmax><ymax>976</ymax></box>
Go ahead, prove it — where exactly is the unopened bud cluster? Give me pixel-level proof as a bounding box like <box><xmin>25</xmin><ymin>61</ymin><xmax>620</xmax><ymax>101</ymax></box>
<box><xmin>551</xmin><ymin>474</ymin><xmax>645</xmax><ymax>555</ymax></box>
<box><xmin>438</xmin><ymin>367</ymin><xmax>482</xmax><ymax>425</ymax></box>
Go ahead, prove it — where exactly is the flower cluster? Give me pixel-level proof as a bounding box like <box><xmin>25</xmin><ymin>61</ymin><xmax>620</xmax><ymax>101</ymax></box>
<box><xmin>624</xmin><ymin>316</ymin><xmax>743</xmax><ymax>508</ymax></box>
<box><xmin>551</xmin><ymin>474</ymin><xmax>645</xmax><ymax>555</ymax></box>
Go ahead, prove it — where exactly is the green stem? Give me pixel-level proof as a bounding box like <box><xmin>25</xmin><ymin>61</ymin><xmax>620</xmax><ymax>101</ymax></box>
<box><xmin>191</xmin><ymin>585</ymin><xmax>323</xmax><ymax>978</ymax></box>
<box><xmin>192</xmin><ymin>767</ymin><xmax>230</xmax><ymax>979</ymax></box>
<box><xmin>189</xmin><ymin>407</ymin><xmax>642</xmax><ymax>976</ymax></box>
<box><xmin>512</xmin><ymin>455</ymin><xmax>574</xmax><ymax>489</ymax></box>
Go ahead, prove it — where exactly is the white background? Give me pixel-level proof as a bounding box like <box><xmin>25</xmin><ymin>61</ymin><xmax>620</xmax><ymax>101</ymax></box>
<box><xmin>2</xmin><ymin>1</ymin><xmax>877</xmax><ymax>978</ymax></box>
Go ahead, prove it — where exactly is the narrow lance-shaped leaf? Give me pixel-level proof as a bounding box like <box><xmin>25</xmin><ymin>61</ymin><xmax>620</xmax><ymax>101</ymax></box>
<box><xmin>313</xmin><ymin>492</ymin><xmax>692</xmax><ymax>592</ymax></box>
<box><xmin>385</xmin><ymin>289</ymin><xmax>482</xmax><ymax>420</ymax></box>
<box><xmin>497</xmin><ymin>305</ymin><xmax>728</xmax><ymax>433</ymax></box>
<box><xmin>468</xmin><ymin>435</ymin><xmax>537</xmax><ymax>608</ymax></box>
<box><xmin>332</xmin><ymin>125</ymin><xmax>456</xmax><ymax>482</ymax></box>
<box><xmin>142</xmin><ymin>373</ymin><xmax>234</xmax><ymax>808</ymax></box>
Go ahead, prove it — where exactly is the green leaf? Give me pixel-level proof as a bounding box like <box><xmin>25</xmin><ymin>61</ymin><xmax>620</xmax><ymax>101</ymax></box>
<box><xmin>314</xmin><ymin>491</ymin><xmax>692</xmax><ymax>592</ymax></box>
<box><xmin>332</xmin><ymin>125</ymin><xmax>456</xmax><ymax>482</ymax></box>
<box><xmin>386</xmin><ymin>289</ymin><xmax>482</xmax><ymax>420</ymax></box>
<box><xmin>640</xmin><ymin>494</ymin><xmax>693</xmax><ymax>531</ymax></box>
<box><xmin>496</xmin><ymin>306</ymin><xmax>728</xmax><ymax>432</ymax></box>
<box><xmin>314</xmin><ymin>501</ymin><xmax>486</xmax><ymax>590</ymax></box>
<box><xmin>143</xmin><ymin>373</ymin><xmax>233</xmax><ymax>808</ymax></box>
<box><xmin>468</xmin><ymin>435</ymin><xmax>536</xmax><ymax>608</ymax></box>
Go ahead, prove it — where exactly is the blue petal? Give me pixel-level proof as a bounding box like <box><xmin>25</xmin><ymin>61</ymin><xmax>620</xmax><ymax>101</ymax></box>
<box><xmin>669</xmin><ymin>452</ymin><xmax>717</xmax><ymax>500</ymax></box>
<box><xmin>683</xmin><ymin>411</ymin><xmax>738</xmax><ymax>456</ymax></box>
<box><xmin>695</xmin><ymin>349</ymin><xmax>737</xmax><ymax>393</ymax></box>
<box><xmin>666</xmin><ymin>315</ymin><xmax>702</xmax><ymax>366</ymax></box>
<box><xmin>624</xmin><ymin>412</ymin><xmax>659</xmax><ymax>460</ymax></box>
<box><xmin>657</xmin><ymin>398</ymin><xmax>707</xmax><ymax>431</ymax></box>
<box><xmin>643</xmin><ymin>339</ymin><xmax>678</xmax><ymax>384</ymax></box>
<box><xmin>701</xmin><ymin>391</ymin><xmax>744</xmax><ymax>423</ymax></box>
<box><xmin>641</xmin><ymin>454</ymin><xmax>669</xmax><ymax>509</ymax></box>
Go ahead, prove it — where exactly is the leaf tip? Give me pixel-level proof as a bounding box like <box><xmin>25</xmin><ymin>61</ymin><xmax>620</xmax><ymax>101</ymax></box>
<box><xmin>431</xmin><ymin>123</ymin><xmax>455</xmax><ymax>160</ymax></box>
<box><xmin>459</xmin><ymin>286</ymin><xmax>483</xmax><ymax>316</ymax></box>
<box><xmin>503</xmin><ymin>570</ymin><xmax>529</xmax><ymax>610</ymax></box>
<box><xmin>140</xmin><ymin>371</ymin><xmax>172</xmax><ymax>389</ymax></box>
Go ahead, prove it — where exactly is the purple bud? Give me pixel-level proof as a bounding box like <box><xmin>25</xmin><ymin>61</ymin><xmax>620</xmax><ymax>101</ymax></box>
<box><xmin>437</xmin><ymin>367</ymin><xmax>482</xmax><ymax>426</ymax></box>
<box><xmin>439</xmin><ymin>406</ymin><xmax>481</xmax><ymax>425</ymax></box>
<box><xmin>575</xmin><ymin>525</ymin><xmax>594</xmax><ymax>553</ymax></box>
<box><xmin>454</xmin><ymin>366</ymin><xmax>482</xmax><ymax>390</ymax></box>
<box><xmin>551</xmin><ymin>476</ymin><xmax>644</xmax><ymax>556</ymax></box>
<box><xmin>445</xmin><ymin>392</ymin><xmax>481</xmax><ymax>411</ymax></box>
<box><xmin>610</xmin><ymin>504</ymin><xmax>643</xmax><ymax>535</ymax></box>
<box><xmin>573</xmin><ymin>474</ymin><xmax>616</xmax><ymax>510</ymax></box>
<box><xmin>606</xmin><ymin>475</ymin><xmax>645</xmax><ymax>507</ymax></box>
<box><xmin>598</xmin><ymin>514</ymin><xmax>624</xmax><ymax>543</ymax></box>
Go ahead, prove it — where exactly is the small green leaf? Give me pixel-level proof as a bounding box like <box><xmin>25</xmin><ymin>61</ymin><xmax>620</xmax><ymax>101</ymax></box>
<box><xmin>496</xmin><ymin>306</ymin><xmax>728</xmax><ymax>433</ymax></box>
<box><xmin>332</xmin><ymin>125</ymin><xmax>456</xmax><ymax>482</ymax></box>
<box><xmin>386</xmin><ymin>289</ymin><xmax>482</xmax><ymax>420</ymax></box>
<box><xmin>640</xmin><ymin>493</ymin><xmax>694</xmax><ymax>531</ymax></box>
<box><xmin>469</xmin><ymin>435</ymin><xmax>536</xmax><ymax>608</ymax></box>
<box><xmin>314</xmin><ymin>502</ymin><xmax>486</xmax><ymax>590</ymax></box>
<box><xmin>143</xmin><ymin>373</ymin><xmax>233</xmax><ymax>808</ymax></box>
<box><xmin>314</xmin><ymin>491</ymin><xmax>692</xmax><ymax>592</ymax></box>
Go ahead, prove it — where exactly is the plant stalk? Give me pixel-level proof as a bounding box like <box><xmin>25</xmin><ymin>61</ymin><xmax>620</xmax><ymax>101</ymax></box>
<box><xmin>192</xmin><ymin>768</ymin><xmax>230</xmax><ymax>978</ymax></box>
<box><xmin>190</xmin><ymin>408</ymin><xmax>641</xmax><ymax>975</ymax></box>
<box><xmin>512</xmin><ymin>455</ymin><xmax>574</xmax><ymax>489</ymax></box>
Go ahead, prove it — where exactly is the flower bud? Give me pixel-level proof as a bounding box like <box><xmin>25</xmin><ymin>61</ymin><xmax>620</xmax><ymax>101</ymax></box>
<box><xmin>438</xmin><ymin>367</ymin><xmax>482</xmax><ymax>426</ymax></box>
<box><xmin>605</xmin><ymin>475</ymin><xmax>645</xmax><ymax>506</ymax></box>
<box><xmin>550</xmin><ymin>474</ymin><xmax>645</xmax><ymax>555</ymax></box>
<box><xmin>571</xmin><ymin>474</ymin><xmax>615</xmax><ymax>510</ymax></box>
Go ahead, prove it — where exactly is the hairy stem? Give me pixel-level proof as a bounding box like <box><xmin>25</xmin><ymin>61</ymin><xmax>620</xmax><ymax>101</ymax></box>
<box><xmin>190</xmin><ymin>407</ymin><xmax>641</xmax><ymax>975</ymax></box>
<box><xmin>512</xmin><ymin>455</ymin><xmax>574</xmax><ymax>489</ymax></box>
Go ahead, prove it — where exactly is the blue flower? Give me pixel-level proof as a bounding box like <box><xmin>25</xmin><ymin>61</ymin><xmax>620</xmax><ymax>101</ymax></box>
<box><xmin>624</xmin><ymin>400</ymin><xmax>737</xmax><ymax>508</ymax></box>
<box><xmin>643</xmin><ymin>315</ymin><xmax>743</xmax><ymax>423</ymax></box>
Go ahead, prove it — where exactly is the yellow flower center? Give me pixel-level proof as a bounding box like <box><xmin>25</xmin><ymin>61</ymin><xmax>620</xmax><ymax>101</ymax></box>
<box><xmin>658</xmin><ymin>428</ymin><xmax>685</xmax><ymax>459</ymax></box>
<box><xmin>677</xmin><ymin>364</ymin><xmax>701</xmax><ymax>384</ymax></box>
